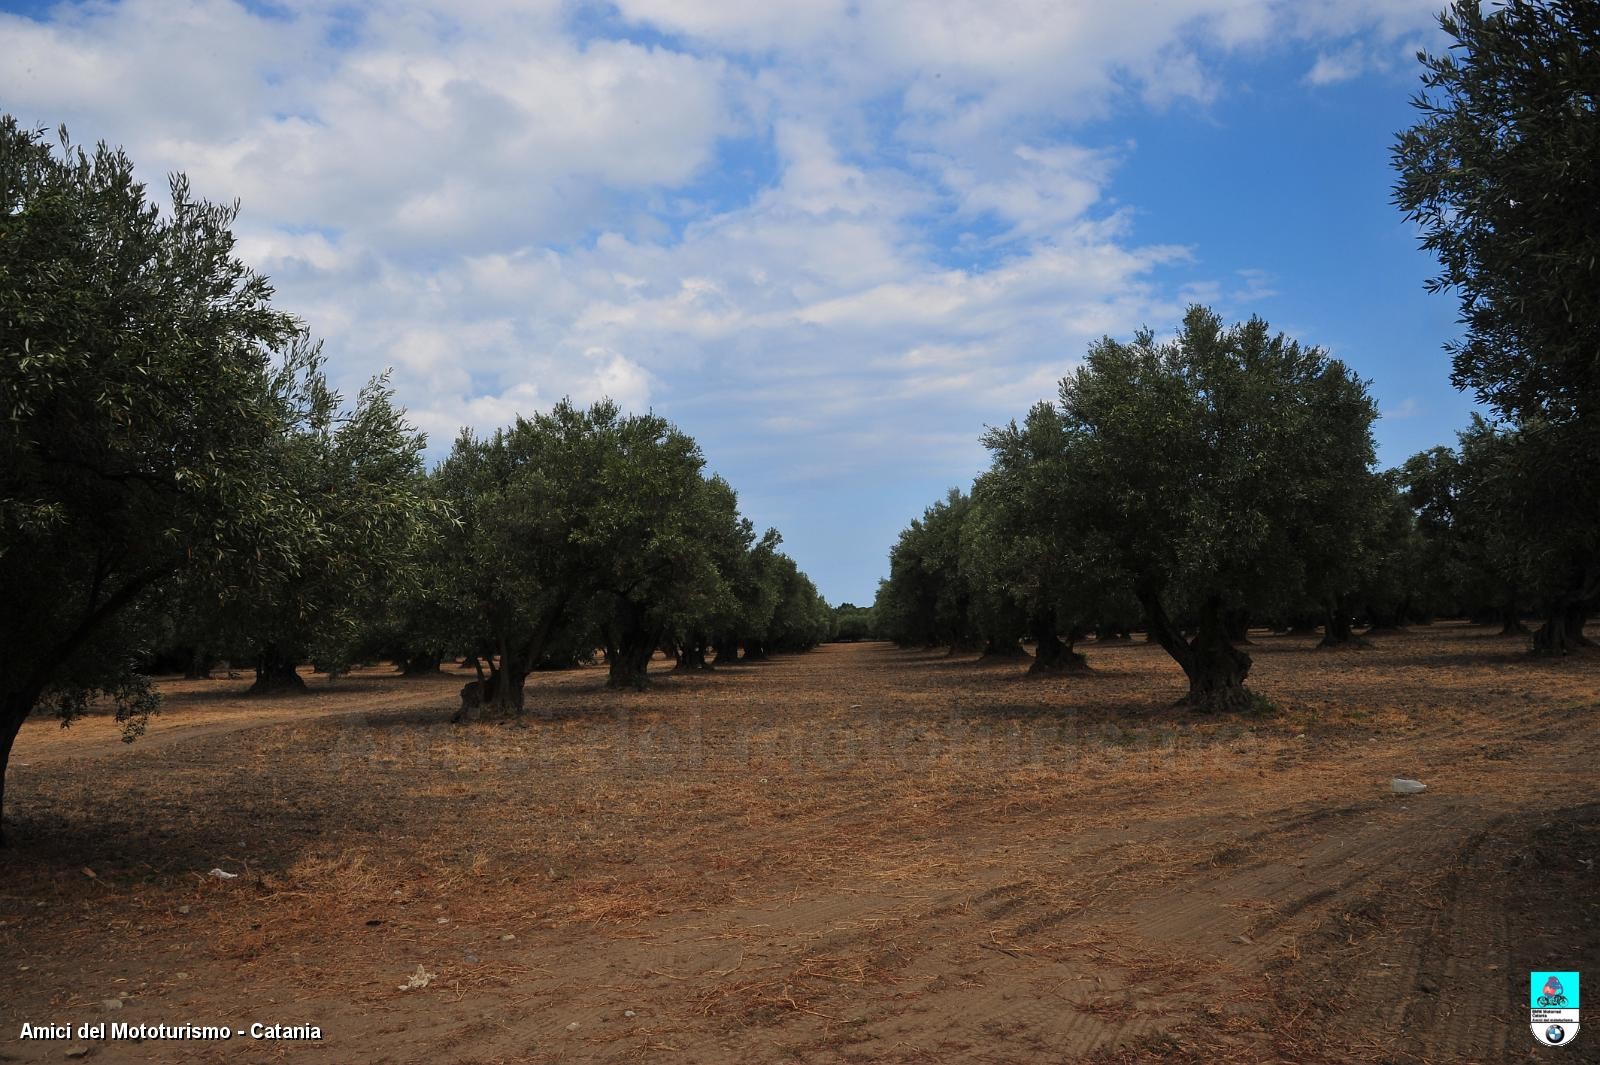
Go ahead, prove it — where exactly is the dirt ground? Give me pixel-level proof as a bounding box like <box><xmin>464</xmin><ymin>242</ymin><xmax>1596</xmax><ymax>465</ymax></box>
<box><xmin>1</xmin><ymin>624</ymin><xmax>1596</xmax><ymax>1064</ymax></box>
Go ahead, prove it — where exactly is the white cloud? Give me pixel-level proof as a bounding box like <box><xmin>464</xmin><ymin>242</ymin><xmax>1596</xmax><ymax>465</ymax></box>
<box><xmin>1306</xmin><ymin>44</ymin><xmax>1369</xmax><ymax>85</ymax></box>
<box><xmin>1385</xmin><ymin>396</ymin><xmax>1423</xmax><ymax>419</ymax></box>
<box><xmin>1</xmin><ymin>0</ymin><xmax>1450</xmax><ymax>595</ymax></box>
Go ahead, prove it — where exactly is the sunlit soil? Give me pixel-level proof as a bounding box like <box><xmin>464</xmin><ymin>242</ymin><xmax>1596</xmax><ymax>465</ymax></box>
<box><xmin>2</xmin><ymin>623</ymin><xmax>1595</xmax><ymax>1063</ymax></box>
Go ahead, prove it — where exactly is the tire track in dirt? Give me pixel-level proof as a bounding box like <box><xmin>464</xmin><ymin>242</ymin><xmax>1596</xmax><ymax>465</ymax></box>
<box><xmin>4</xmin><ymin>634</ymin><xmax>1598</xmax><ymax>1065</ymax></box>
<box><xmin>1298</xmin><ymin>800</ymin><xmax>1600</xmax><ymax>1065</ymax></box>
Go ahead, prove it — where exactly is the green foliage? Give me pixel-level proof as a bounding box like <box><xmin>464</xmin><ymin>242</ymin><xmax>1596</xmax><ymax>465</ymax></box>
<box><xmin>765</xmin><ymin>555</ymin><xmax>832</xmax><ymax>652</ymax></box>
<box><xmin>664</xmin><ymin>474</ymin><xmax>752</xmax><ymax>661</ymax></box>
<box><xmin>1394</xmin><ymin>0</ymin><xmax>1600</xmax><ymax>423</ymax></box>
<box><xmin>1395</xmin><ymin>436</ymin><xmax>1528</xmax><ymax>625</ymax></box>
<box><xmin>1394</xmin><ymin>1</ymin><xmax>1600</xmax><ymax>648</ymax></box>
<box><xmin>1350</xmin><ymin>471</ymin><xmax>1428</xmax><ymax>629</ymax></box>
<box><xmin>1397</xmin><ymin>446</ymin><xmax>1476</xmax><ymax>618</ymax></box>
<box><xmin>0</xmin><ymin>118</ymin><xmax>276</xmax><ymax>715</ymax></box>
<box><xmin>0</xmin><ymin>117</ymin><xmax>441</xmax><ymax>837</ymax></box>
<box><xmin>874</xmin><ymin>489</ymin><xmax>975</xmax><ymax>649</ymax></box>
<box><xmin>1456</xmin><ymin>415</ymin><xmax>1595</xmax><ymax>647</ymax></box>
<box><xmin>428</xmin><ymin>399</ymin><xmax>826</xmax><ymax>700</ymax></box>
<box><xmin>1059</xmin><ymin>308</ymin><xmax>1376</xmax><ymax>619</ymax></box>
<box><xmin>1058</xmin><ymin>307</ymin><xmax>1376</xmax><ymax>699</ymax></box>
<box><xmin>880</xmin><ymin>307</ymin><xmax>1379</xmax><ymax>707</ymax></box>
<box><xmin>830</xmin><ymin>603</ymin><xmax>876</xmax><ymax>642</ymax></box>
<box><xmin>216</xmin><ymin>358</ymin><xmax>435</xmax><ymax>688</ymax></box>
<box><xmin>354</xmin><ymin>490</ymin><xmax>474</xmax><ymax>673</ymax></box>
<box><xmin>975</xmin><ymin>401</ymin><xmax>1135</xmax><ymax>652</ymax></box>
<box><xmin>429</xmin><ymin>400</ymin><xmax>677</xmax><ymax>699</ymax></box>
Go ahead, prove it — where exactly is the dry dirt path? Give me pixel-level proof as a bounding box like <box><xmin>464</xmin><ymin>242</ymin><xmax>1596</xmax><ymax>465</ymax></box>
<box><xmin>1</xmin><ymin>630</ymin><xmax>1596</xmax><ymax>1065</ymax></box>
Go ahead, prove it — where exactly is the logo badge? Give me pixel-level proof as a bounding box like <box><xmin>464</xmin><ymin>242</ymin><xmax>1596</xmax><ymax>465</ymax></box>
<box><xmin>1530</xmin><ymin>971</ymin><xmax>1580</xmax><ymax>1047</ymax></box>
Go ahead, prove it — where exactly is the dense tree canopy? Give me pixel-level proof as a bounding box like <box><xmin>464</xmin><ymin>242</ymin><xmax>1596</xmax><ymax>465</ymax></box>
<box><xmin>1394</xmin><ymin>0</ymin><xmax>1599</xmax><ymax>651</ymax></box>
<box><xmin>829</xmin><ymin>603</ymin><xmax>877</xmax><ymax>642</ymax></box>
<box><xmin>423</xmin><ymin>400</ymin><xmax>829</xmax><ymax>711</ymax></box>
<box><xmin>1055</xmin><ymin>308</ymin><xmax>1378</xmax><ymax>709</ymax></box>
<box><xmin>0</xmin><ymin>120</ymin><xmax>429</xmax><ymax>840</ymax></box>
<box><xmin>972</xmin><ymin>402</ymin><xmax>1111</xmax><ymax>671</ymax></box>
<box><xmin>878</xmin><ymin>307</ymin><xmax>1379</xmax><ymax>711</ymax></box>
<box><xmin>875</xmin><ymin>490</ymin><xmax>975</xmax><ymax>652</ymax></box>
<box><xmin>1395</xmin><ymin>0</ymin><xmax>1600</xmax><ymax>422</ymax></box>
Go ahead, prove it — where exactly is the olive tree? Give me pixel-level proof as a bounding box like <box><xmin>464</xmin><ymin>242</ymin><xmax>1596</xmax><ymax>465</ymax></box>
<box><xmin>974</xmin><ymin>402</ymin><xmax>1111</xmax><ymax>673</ymax></box>
<box><xmin>874</xmin><ymin>490</ymin><xmax>976</xmax><ymax>652</ymax></box>
<box><xmin>0</xmin><ymin>119</ymin><xmax>428</xmax><ymax>841</ymax></box>
<box><xmin>765</xmin><ymin>556</ymin><xmax>832</xmax><ymax>652</ymax></box>
<box><xmin>220</xmin><ymin>367</ymin><xmax>432</xmax><ymax>692</ymax></box>
<box><xmin>433</xmin><ymin>402</ymin><xmax>624</xmax><ymax>712</ymax></box>
<box><xmin>664</xmin><ymin>476</ymin><xmax>749</xmax><ymax>672</ymax></box>
<box><xmin>437</xmin><ymin>400</ymin><xmax>763</xmax><ymax>704</ymax></box>
<box><xmin>1394</xmin><ymin>0</ymin><xmax>1600</xmax><ymax>651</ymax></box>
<box><xmin>712</xmin><ymin>526</ymin><xmax>783</xmax><ymax>663</ymax></box>
<box><xmin>584</xmin><ymin>412</ymin><xmax>725</xmax><ymax>690</ymax></box>
<box><xmin>1057</xmin><ymin>307</ymin><xmax>1378</xmax><ymax>712</ymax></box>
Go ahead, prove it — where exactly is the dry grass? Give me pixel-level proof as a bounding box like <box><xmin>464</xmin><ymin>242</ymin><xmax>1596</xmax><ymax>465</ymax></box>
<box><xmin>2</xmin><ymin>623</ymin><xmax>1597</xmax><ymax>1064</ymax></box>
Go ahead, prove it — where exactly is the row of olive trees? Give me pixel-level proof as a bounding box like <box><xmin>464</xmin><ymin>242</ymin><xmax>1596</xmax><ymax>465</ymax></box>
<box><xmin>152</xmin><ymin>399</ymin><xmax>832</xmax><ymax>708</ymax></box>
<box><xmin>875</xmin><ymin>307</ymin><xmax>1382</xmax><ymax>712</ymax></box>
<box><xmin>1391</xmin><ymin>0</ymin><xmax>1598</xmax><ymax>654</ymax></box>
<box><xmin>874</xmin><ymin>0</ymin><xmax>1598</xmax><ymax>704</ymax></box>
<box><xmin>355</xmin><ymin>401</ymin><xmax>832</xmax><ymax>710</ymax></box>
<box><xmin>875</xmin><ymin>379</ymin><xmax>1579</xmax><ymax>692</ymax></box>
<box><xmin>0</xmin><ymin>117</ymin><xmax>827</xmax><ymax>842</ymax></box>
<box><xmin>0</xmin><ymin>118</ymin><xmax>437</xmax><ymax>842</ymax></box>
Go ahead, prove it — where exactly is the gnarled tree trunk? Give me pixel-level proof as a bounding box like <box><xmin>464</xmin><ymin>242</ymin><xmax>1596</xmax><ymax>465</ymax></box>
<box><xmin>1029</xmin><ymin>609</ymin><xmax>1088</xmax><ymax>674</ymax></box>
<box><xmin>713</xmin><ymin>638</ymin><xmax>740</xmax><ymax>665</ymax></box>
<box><xmin>1319</xmin><ymin>599</ymin><xmax>1370</xmax><ymax>648</ymax></box>
<box><xmin>1532</xmin><ymin>600</ymin><xmax>1594</xmax><ymax>656</ymax></box>
<box><xmin>453</xmin><ymin>655</ymin><xmax>528</xmax><ymax>720</ymax></box>
<box><xmin>399</xmin><ymin>652</ymin><xmax>441</xmax><ymax>676</ymax></box>
<box><xmin>249</xmin><ymin>647</ymin><xmax>308</xmax><ymax>694</ymax></box>
<box><xmin>459</xmin><ymin>599</ymin><xmax>571</xmax><ymax>718</ymax></box>
<box><xmin>607</xmin><ymin>600</ymin><xmax>660</xmax><ymax>690</ymax></box>
<box><xmin>675</xmin><ymin>641</ymin><xmax>712</xmax><ymax>672</ymax></box>
<box><xmin>608</xmin><ymin>636</ymin><xmax>656</xmax><ymax>689</ymax></box>
<box><xmin>0</xmin><ymin>689</ymin><xmax>35</xmax><ymax>847</ymax></box>
<box><xmin>1140</xmin><ymin>591</ymin><xmax>1256</xmax><ymax>713</ymax></box>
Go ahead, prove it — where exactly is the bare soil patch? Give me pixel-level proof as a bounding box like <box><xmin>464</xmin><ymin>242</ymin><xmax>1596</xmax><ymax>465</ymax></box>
<box><xmin>1</xmin><ymin>624</ymin><xmax>1596</xmax><ymax>1063</ymax></box>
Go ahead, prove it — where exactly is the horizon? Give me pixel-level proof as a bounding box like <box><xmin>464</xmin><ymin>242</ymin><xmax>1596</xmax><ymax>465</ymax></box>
<box><xmin>0</xmin><ymin>0</ymin><xmax>1478</xmax><ymax>604</ymax></box>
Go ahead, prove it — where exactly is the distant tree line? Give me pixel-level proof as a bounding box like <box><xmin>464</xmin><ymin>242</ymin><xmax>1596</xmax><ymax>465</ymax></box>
<box><xmin>828</xmin><ymin>603</ymin><xmax>877</xmax><ymax>642</ymax></box>
<box><xmin>0</xmin><ymin>116</ymin><xmax>829</xmax><ymax>842</ymax></box>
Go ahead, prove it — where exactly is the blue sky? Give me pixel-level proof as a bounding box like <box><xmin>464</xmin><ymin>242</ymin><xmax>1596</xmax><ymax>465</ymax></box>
<box><xmin>0</xmin><ymin>0</ymin><xmax>1476</xmax><ymax>605</ymax></box>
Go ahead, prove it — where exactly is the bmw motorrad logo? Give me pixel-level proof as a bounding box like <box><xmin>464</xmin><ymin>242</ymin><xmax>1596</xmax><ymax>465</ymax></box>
<box><xmin>1529</xmin><ymin>970</ymin><xmax>1580</xmax><ymax>1047</ymax></box>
